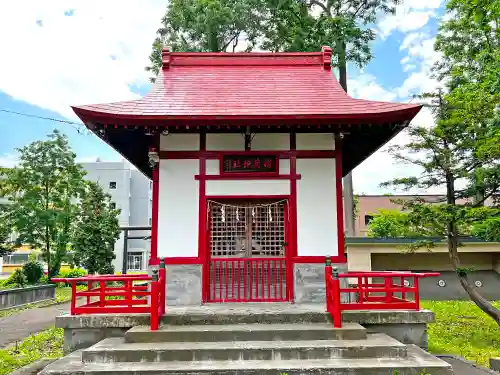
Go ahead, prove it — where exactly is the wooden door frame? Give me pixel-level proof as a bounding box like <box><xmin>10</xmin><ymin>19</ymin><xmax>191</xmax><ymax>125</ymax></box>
<box><xmin>203</xmin><ymin>195</ymin><xmax>293</xmax><ymax>302</ymax></box>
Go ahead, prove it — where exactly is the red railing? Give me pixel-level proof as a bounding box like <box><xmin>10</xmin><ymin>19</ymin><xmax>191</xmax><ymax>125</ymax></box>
<box><xmin>208</xmin><ymin>258</ymin><xmax>287</xmax><ymax>302</ymax></box>
<box><xmin>52</xmin><ymin>259</ymin><xmax>166</xmax><ymax>331</ymax></box>
<box><xmin>325</xmin><ymin>260</ymin><xmax>439</xmax><ymax>328</ymax></box>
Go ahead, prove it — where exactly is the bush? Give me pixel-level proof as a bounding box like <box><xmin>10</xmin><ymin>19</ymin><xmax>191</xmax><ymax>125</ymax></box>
<box><xmin>39</xmin><ymin>275</ymin><xmax>49</xmax><ymax>284</ymax></box>
<box><xmin>54</xmin><ymin>267</ymin><xmax>88</xmax><ymax>286</ymax></box>
<box><xmin>57</xmin><ymin>267</ymin><xmax>87</xmax><ymax>278</ymax></box>
<box><xmin>22</xmin><ymin>260</ymin><xmax>44</xmax><ymax>284</ymax></box>
<box><xmin>4</xmin><ymin>269</ymin><xmax>28</xmax><ymax>288</ymax></box>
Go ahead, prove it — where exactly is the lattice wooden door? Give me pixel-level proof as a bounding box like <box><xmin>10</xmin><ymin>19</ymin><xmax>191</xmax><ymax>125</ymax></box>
<box><xmin>207</xmin><ymin>200</ymin><xmax>289</xmax><ymax>302</ymax></box>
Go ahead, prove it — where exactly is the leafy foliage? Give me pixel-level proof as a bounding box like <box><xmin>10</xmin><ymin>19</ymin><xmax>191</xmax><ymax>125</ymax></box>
<box><xmin>146</xmin><ymin>0</ymin><xmax>403</xmax><ymax>84</ymax></box>
<box><xmin>381</xmin><ymin>88</ymin><xmax>500</xmax><ymax>324</ymax></box>
<box><xmin>0</xmin><ymin>197</ymin><xmax>14</xmax><ymax>257</ymax></box>
<box><xmin>146</xmin><ymin>0</ymin><xmax>268</xmax><ymax>79</ymax></box>
<box><xmin>4</xmin><ymin>269</ymin><xmax>28</xmax><ymax>288</ymax></box>
<box><xmin>2</xmin><ymin>130</ymin><xmax>86</xmax><ymax>278</ymax></box>
<box><xmin>0</xmin><ymin>328</ymin><xmax>63</xmax><ymax>375</ymax></box>
<box><xmin>22</xmin><ymin>260</ymin><xmax>44</xmax><ymax>284</ymax></box>
<box><xmin>367</xmin><ymin>209</ymin><xmax>416</xmax><ymax>238</ymax></box>
<box><xmin>72</xmin><ymin>181</ymin><xmax>120</xmax><ymax>275</ymax></box>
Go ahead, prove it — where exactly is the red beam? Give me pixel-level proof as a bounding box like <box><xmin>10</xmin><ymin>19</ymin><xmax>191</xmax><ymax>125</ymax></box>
<box><xmin>160</xmin><ymin>150</ymin><xmax>336</xmax><ymax>160</ymax></box>
<box><xmin>195</xmin><ymin>174</ymin><xmax>301</xmax><ymax>181</ymax></box>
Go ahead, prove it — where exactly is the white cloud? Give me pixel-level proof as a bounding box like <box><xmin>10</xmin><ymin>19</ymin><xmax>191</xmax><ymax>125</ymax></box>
<box><xmin>0</xmin><ymin>153</ymin><xmax>18</xmax><ymax>168</ymax></box>
<box><xmin>402</xmin><ymin>64</ymin><xmax>417</xmax><ymax>72</ymax></box>
<box><xmin>0</xmin><ymin>0</ymin><xmax>167</xmax><ymax>120</ymax></box>
<box><xmin>346</xmin><ymin>74</ymin><xmax>437</xmax><ymax>194</ymax></box>
<box><xmin>397</xmin><ymin>34</ymin><xmax>443</xmax><ymax>98</ymax></box>
<box><xmin>348</xmin><ymin>73</ymin><xmax>396</xmax><ymax>101</ymax></box>
<box><xmin>377</xmin><ymin>0</ymin><xmax>443</xmax><ymax>39</ymax></box>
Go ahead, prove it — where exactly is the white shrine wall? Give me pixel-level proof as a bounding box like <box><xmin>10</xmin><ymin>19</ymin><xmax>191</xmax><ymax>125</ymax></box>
<box><xmin>157</xmin><ymin>133</ymin><xmax>339</xmax><ymax>259</ymax></box>
<box><xmin>157</xmin><ymin>159</ymin><xmax>199</xmax><ymax>258</ymax></box>
<box><xmin>296</xmin><ymin>159</ymin><xmax>338</xmax><ymax>257</ymax></box>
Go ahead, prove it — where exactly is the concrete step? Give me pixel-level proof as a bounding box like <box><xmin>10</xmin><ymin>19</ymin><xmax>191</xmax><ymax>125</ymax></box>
<box><xmin>125</xmin><ymin>322</ymin><xmax>367</xmax><ymax>343</ymax></box>
<box><xmin>83</xmin><ymin>333</ymin><xmax>405</xmax><ymax>363</ymax></box>
<box><xmin>41</xmin><ymin>344</ymin><xmax>453</xmax><ymax>375</ymax></box>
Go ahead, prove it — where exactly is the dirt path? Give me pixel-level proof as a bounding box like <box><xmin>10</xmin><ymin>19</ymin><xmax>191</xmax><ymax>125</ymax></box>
<box><xmin>0</xmin><ymin>302</ymin><xmax>70</xmax><ymax>347</ymax></box>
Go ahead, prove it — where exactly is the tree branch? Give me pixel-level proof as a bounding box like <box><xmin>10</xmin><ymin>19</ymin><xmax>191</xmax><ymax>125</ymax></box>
<box><xmin>222</xmin><ymin>31</ymin><xmax>241</xmax><ymax>52</ymax></box>
<box><xmin>352</xmin><ymin>0</ymin><xmax>368</xmax><ymax>18</ymax></box>
<box><xmin>308</xmin><ymin>0</ymin><xmax>330</xmax><ymax>15</ymax></box>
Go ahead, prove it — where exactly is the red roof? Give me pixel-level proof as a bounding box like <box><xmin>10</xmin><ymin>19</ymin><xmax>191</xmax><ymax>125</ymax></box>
<box><xmin>72</xmin><ymin>47</ymin><xmax>420</xmax><ymax>123</ymax></box>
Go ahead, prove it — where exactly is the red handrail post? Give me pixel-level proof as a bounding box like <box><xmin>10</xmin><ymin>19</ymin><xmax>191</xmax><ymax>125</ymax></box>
<box><xmin>99</xmin><ymin>280</ymin><xmax>105</xmax><ymax>307</ymax></box>
<box><xmin>159</xmin><ymin>257</ymin><xmax>166</xmax><ymax>315</ymax></box>
<box><xmin>385</xmin><ymin>276</ymin><xmax>393</xmax><ymax>303</ymax></box>
<box><xmin>70</xmin><ymin>281</ymin><xmax>76</xmax><ymax>315</ymax></box>
<box><xmin>414</xmin><ymin>276</ymin><xmax>420</xmax><ymax>310</ymax></box>
<box><xmin>331</xmin><ymin>267</ymin><xmax>342</xmax><ymax>328</ymax></box>
<box><xmin>150</xmin><ymin>269</ymin><xmax>159</xmax><ymax>331</ymax></box>
<box><xmin>325</xmin><ymin>256</ymin><xmax>332</xmax><ymax>314</ymax></box>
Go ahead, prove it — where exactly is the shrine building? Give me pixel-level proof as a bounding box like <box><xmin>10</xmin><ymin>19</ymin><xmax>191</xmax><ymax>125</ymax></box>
<box><xmin>72</xmin><ymin>46</ymin><xmax>421</xmax><ymax>305</ymax></box>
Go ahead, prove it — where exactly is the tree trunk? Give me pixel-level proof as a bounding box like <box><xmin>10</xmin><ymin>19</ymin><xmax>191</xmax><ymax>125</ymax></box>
<box><xmin>445</xmin><ymin>171</ymin><xmax>500</xmax><ymax>325</ymax></box>
<box><xmin>45</xmin><ymin>180</ymin><xmax>51</xmax><ymax>278</ymax></box>
<box><xmin>336</xmin><ymin>39</ymin><xmax>356</xmax><ymax>236</ymax></box>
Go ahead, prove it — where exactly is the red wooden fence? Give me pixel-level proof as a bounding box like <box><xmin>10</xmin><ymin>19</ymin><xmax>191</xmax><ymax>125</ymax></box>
<box><xmin>325</xmin><ymin>259</ymin><xmax>439</xmax><ymax>328</ymax></box>
<box><xmin>208</xmin><ymin>258</ymin><xmax>287</xmax><ymax>302</ymax></box>
<box><xmin>52</xmin><ymin>259</ymin><xmax>166</xmax><ymax>330</ymax></box>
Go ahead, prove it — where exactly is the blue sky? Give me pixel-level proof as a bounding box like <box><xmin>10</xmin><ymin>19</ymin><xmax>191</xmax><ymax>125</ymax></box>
<box><xmin>0</xmin><ymin>0</ymin><xmax>446</xmax><ymax>194</ymax></box>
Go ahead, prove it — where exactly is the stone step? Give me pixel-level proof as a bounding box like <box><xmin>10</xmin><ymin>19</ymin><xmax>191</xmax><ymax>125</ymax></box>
<box><xmin>41</xmin><ymin>344</ymin><xmax>453</xmax><ymax>375</ymax></box>
<box><xmin>125</xmin><ymin>322</ymin><xmax>367</xmax><ymax>343</ymax></box>
<box><xmin>83</xmin><ymin>333</ymin><xmax>405</xmax><ymax>363</ymax></box>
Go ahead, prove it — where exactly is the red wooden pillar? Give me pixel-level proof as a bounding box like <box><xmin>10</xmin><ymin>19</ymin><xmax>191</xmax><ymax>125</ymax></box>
<box><xmin>149</xmin><ymin>154</ymin><xmax>160</xmax><ymax>266</ymax></box>
<box><xmin>335</xmin><ymin>135</ymin><xmax>346</xmax><ymax>262</ymax></box>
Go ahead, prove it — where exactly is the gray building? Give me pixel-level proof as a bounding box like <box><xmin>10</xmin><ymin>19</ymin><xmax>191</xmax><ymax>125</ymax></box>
<box><xmin>80</xmin><ymin>160</ymin><xmax>152</xmax><ymax>272</ymax></box>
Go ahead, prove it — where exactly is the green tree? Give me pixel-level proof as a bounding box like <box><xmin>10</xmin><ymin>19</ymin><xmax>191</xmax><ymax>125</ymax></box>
<box><xmin>367</xmin><ymin>209</ymin><xmax>417</xmax><ymax>238</ymax></box>
<box><xmin>0</xmin><ymin>206</ymin><xmax>14</xmax><ymax>257</ymax></box>
<box><xmin>0</xmin><ymin>169</ymin><xmax>14</xmax><ymax>257</ymax></box>
<box><xmin>72</xmin><ymin>181</ymin><xmax>121</xmax><ymax>275</ymax></box>
<box><xmin>304</xmin><ymin>0</ymin><xmax>402</xmax><ymax>237</ymax></box>
<box><xmin>380</xmin><ymin>88</ymin><xmax>500</xmax><ymax>324</ymax></box>
<box><xmin>2</xmin><ymin>131</ymin><xmax>86</xmax><ymax>278</ymax></box>
<box><xmin>146</xmin><ymin>0</ymin><xmax>269</xmax><ymax>80</ymax></box>
<box><xmin>434</xmin><ymin>0</ymin><xmax>500</xmax><ymax>205</ymax></box>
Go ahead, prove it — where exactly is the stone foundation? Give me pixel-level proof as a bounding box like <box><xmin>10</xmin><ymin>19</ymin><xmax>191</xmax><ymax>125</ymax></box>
<box><xmin>165</xmin><ymin>264</ymin><xmax>202</xmax><ymax>306</ymax></box>
<box><xmin>56</xmin><ymin>305</ymin><xmax>434</xmax><ymax>353</ymax></box>
<box><xmin>294</xmin><ymin>263</ymin><xmax>348</xmax><ymax>303</ymax></box>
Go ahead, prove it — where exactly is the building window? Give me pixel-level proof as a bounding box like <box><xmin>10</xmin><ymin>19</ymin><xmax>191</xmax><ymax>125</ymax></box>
<box><xmin>110</xmin><ymin>202</ymin><xmax>116</xmax><ymax>209</ymax></box>
<box><xmin>364</xmin><ymin>215</ymin><xmax>374</xmax><ymax>225</ymax></box>
<box><xmin>3</xmin><ymin>253</ymin><xmax>30</xmax><ymax>265</ymax></box>
<box><xmin>109</xmin><ymin>181</ymin><xmax>117</xmax><ymax>189</ymax></box>
<box><xmin>127</xmin><ymin>252</ymin><xmax>143</xmax><ymax>271</ymax></box>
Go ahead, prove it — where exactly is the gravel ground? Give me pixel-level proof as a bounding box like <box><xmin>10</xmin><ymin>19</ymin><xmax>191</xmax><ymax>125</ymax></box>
<box><xmin>0</xmin><ymin>302</ymin><xmax>70</xmax><ymax>347</ymax></box>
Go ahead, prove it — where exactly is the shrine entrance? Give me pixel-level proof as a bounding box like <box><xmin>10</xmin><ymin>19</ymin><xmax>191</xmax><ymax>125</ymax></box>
<box><xmin>206</xmin><ymin>199</ymin><xmax>290</xmax><ymax>302</ymax></box>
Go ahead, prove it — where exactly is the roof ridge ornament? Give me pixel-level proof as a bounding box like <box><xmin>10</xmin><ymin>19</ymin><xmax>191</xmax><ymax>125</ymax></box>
<box><xmin>162</xmin><ymin>46</ymin><xmax>170</xmax><ymax>70</ymax></box>
<box><xmin>322</xmin><ymin>46</ymin><xmax>332</xmax><ymax>70</ymax></box>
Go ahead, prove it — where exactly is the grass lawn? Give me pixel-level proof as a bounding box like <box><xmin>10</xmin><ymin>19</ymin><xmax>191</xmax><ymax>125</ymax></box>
<box><xmin>0</xmin><ymin>327</ymin><xmax>63</xmax><ymax>375</ymax></box>
<box><xmin>0</xmin><ymin>287</ymin><xmax>74</xmax><ymax>318</ymax></box>
<box><xmin>422</xmin><ymin>300</ymin><xmax>500</xmax><ymax>367</ymax></box>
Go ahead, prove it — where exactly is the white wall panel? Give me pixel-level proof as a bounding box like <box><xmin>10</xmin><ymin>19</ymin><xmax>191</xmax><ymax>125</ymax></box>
<box><xmin>252</xmin><ymin>133</ymin><xmax>290</xmax><ymax>150</ymax></box>
<box><xmin>157</xmin><ymin>160</ymin><xmax>199</xmax><ymax>257</ymax></box>
<box><xmin>207</xmin><ymin>134</ymin><xmax>244</xmax><ymax>151</ymax></box>
<box><xmin>206</xmin><ymin>160</ymin><xmax>219</xmax><ymax>175</ymax></box>
<box><xmin>296</xmin><ymin>159</ymin><xmax>338</xmax><ymax>256</ymax></box>
<box><xmin>206</xmin><ymin>180</ymin><xmax>290</xmax><ymax>196</ymax></box>
<box><xmin>279</xmin><ymin>159</ymin><xmax>290</xmax><ymax>174</ymax></box>
<box><xmin>160</xmin><ymin>134</ymin><xmax>200</xmax><ymax>151</ymax></box>
<box><xmin>296</xmin><ymin>133</ymin><xmax>335</xmax><ymax>150</ymax></box>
